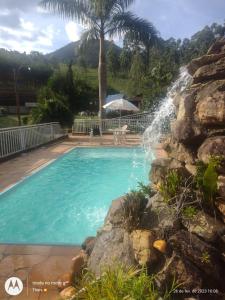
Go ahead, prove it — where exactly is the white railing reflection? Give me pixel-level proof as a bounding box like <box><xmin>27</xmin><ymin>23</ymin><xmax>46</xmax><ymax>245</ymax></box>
<box><xmin>0</xmin><ymin>122</ymin><xmax>66</xmax><ymax>159</ymax></box>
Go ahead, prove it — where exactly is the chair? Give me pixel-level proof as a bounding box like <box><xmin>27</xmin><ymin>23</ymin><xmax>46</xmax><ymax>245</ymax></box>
<box><xmin>121</xmin><ymin>125</ymin><xmax>128</xmax><ymax>143</ymax></box>
<box><xmin>113</xmin><ymin>125</ymin><xmax>128</xmax><ymax>145</ymax></box>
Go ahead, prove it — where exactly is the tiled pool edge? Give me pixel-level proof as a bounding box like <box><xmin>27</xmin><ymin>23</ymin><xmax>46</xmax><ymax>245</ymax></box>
<box><xmin>0</xmin><ymin>146</ymin><xmax>77</xmax><ymax>196</ymax></box>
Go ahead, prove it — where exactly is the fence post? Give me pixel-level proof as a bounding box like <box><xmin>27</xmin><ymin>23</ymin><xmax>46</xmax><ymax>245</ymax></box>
<box><xmin>51</xmin><ymin>123</ymin><xmax>54</xmax><ymax>140</ymax></box>
<box><xmin>19</xmin><ymin>128</ymin><xmax>26</xmax><ymax>151</ymax></box>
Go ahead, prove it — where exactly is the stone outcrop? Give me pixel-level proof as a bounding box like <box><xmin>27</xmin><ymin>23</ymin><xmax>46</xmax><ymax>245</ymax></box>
<box><xmin>197</xmin><ymin>136</ymin><xmax>225</xmax><ymax>163</ymax></box>
<box><xmin>87</xmin><ymin>197</ymin><xmax>137</xmax><ymax>276</ymax></box>
<box><xmin>130</xmin><ymin>230</ymin><xmax>158</xmax><ymax>266</ymax></box>
<box><xmin>147</xmin><ymin>38</ymin><xmax>225</xmax><ymax>296</ymax></box>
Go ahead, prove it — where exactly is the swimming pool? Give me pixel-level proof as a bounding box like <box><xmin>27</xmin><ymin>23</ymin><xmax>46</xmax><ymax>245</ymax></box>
<box><xmin>0</xmin><ymin>147</ymin><xmax>149</xmax><ymax>245</ymax></box>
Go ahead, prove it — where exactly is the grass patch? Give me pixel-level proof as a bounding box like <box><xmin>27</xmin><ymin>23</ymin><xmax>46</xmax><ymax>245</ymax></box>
<box><xmin>74</xmin><ymin>265</ymin><xmax>177</xmax><ymax>300</ymax></box>
<box><xmin>0</xmin><ymin>115</ymin><xmax>19</xmax><ymax>128</ymax></box>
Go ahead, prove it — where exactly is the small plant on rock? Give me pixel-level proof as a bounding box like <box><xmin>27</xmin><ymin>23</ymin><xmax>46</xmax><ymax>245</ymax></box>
<box><xmin>182</xmin><ymin>206</ymin><xmax>198</xmax><ymax>219</ymax></box>
<box><xmin>195</xmin><ymin>156</ymin><xmax>222</xmax><ymax>202</ymax></box>
<box><xmin>122</xmin><ymin>191</ymin><xmax>148</xmax><ymax>232</ymax></box>
<box><xmin>200</xmin><ymin>251</ymin><xmax>211</xmax><ymax>264</ymax></box>
<box><xmin>159</xmin><ymin>170</ymin><xmax>182</xmax><ymax>203</ymax></box>
<box><xmin>138</xmin><ymin>182</ymin><xmax>154</xmax><ymax>198</ymax></box>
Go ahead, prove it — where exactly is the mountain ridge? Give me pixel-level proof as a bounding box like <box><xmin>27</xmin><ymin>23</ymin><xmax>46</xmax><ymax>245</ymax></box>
<box><xmin>45</xmin><ymin>40</ymin><xmax>122</xmax><ymax>68</ymax></box>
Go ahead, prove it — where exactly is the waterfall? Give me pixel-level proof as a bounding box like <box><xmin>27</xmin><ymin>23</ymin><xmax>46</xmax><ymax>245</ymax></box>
<box><xmin>142</xmin><ymin>67</ymin><xmax>192</xmax><ymax>155</ymax></box>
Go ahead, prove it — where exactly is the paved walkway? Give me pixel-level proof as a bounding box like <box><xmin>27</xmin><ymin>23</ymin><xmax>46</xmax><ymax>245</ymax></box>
<box><xmin>0</xmin><ymin>244</ymin><xmax>80</xmax><ymax>299</ymax></box>
<box><xmin>0</xmin><ymin>134</ymin><xmax>141</xmax><ymax>300</ymax></box>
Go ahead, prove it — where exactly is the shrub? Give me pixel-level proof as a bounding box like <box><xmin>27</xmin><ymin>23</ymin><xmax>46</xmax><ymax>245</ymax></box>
<box><xmin>182</xmin><ymin>206</ymin><xmax>198</xmax><ymax>219</ymax></box>
<box><xmin>75</xmin><ymin>265</ymin><xmax>177</xmax><ymax>300</ymax></box>
<box><xmin>122</xmin><ymin>191</ymin><xmax>148</xmax><ymax>232</ymax></box>
<box><xmin>159</xmin><ymin>170</ymin><xmax>182</xmax><ymax>203</ymax></box>
<box><xmin>138</xmin><ymin>182</ymin><xmax>154</xmax><ymax>198</ymax></box>
<box><xmin>195</xmin><ymin>157</ymin><xmax>222</xmax><ymax>202</ymax></box>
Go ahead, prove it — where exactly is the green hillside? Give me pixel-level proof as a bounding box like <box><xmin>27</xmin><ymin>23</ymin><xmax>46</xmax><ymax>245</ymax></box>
<box><xmin>46</xmin><ymin>40</ymin><xmax>122</xmax><ymax>68</ymax></box>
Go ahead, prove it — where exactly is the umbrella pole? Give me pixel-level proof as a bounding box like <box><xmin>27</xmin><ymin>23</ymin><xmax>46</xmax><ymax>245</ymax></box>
<box><xmin>119</xmin><ymin>110</ymin><xmax>121</xmax><ymax>128</ymax></box>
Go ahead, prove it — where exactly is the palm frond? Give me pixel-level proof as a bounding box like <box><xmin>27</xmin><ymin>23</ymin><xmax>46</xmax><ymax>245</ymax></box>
<box><xmin>116</xmin><ymin>0</ymin><xmax>135</xmax><ymax>10</ymax></box>
<box><xmin>79</xmin><ymin>28</ymin><xmax>99</xmax><ymax>50</ymax></box>
<box><xmin>40</xmin><ymin>0</ymin><xmax>90</xmax><ymax>24</ymax></box>
<box><xmin>107</xmin><ymin>11</ymin><xmax>158</xmax><ymax>44</ymax></box>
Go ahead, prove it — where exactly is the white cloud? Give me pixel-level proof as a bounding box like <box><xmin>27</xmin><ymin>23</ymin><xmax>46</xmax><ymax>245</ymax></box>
<box><xmin>0</xmin><ymin>20</ymin><xmax>55</xmax><ymax>53</ymax></box>
<box><xmin>65</xmin><ymin>21</ymin><xmax>83</xmax><ymax>42</ymax></box>
<box><xmin>0</xmin><ymin>9</ymin><xmax>10</xmax><ymax>16</ymax></box>
<box><xmin>20</xmin><ymin>18</ymin><xmax>35</xmax><ymax>31</ymax></box>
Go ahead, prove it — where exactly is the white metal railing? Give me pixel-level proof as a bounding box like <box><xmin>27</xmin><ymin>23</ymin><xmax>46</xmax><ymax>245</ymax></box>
<box><xmin>72</xmin><ymin>112</ymin><xmax>153</xmax><ymax>134</ymax></box>
<box><xmin>0</xmin><ymin>122</ymin><xmax>66</xmax><ymax>159</ymax></box>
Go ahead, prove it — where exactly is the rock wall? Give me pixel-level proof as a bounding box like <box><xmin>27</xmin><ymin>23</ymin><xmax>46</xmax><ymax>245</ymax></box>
<box><xmin>84</xmin><ymin>39</ymin><xmax>225</xmax><ymax>299</ymax></box>
<box><xmin>149</xmin><ymin>38</ymin><xmax>225</xmax><ymax>297</ymax></box>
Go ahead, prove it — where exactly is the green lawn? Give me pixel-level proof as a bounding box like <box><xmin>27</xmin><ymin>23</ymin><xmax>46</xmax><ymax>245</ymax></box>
<box><xmin>81</xmin><ymin>68</ymin><xmax>129</xmax><ymax>95</ymax></box>
<box><xmin>0</xmin><ymin>115</ymin><xmax>20</xmax><ymax>128</ymax></box>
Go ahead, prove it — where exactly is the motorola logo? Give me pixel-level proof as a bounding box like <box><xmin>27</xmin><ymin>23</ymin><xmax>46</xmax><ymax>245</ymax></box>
<box><xmin>5</xmin><ymin>277</ymin><xmax>23</xmax><ymax>296</ymax></box>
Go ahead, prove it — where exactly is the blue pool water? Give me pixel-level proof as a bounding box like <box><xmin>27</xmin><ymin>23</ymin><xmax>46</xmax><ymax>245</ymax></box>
<box><xmin>0</xmin><ymin>147</ymin><xmax>149</xmax><ymax>245</ymax></box>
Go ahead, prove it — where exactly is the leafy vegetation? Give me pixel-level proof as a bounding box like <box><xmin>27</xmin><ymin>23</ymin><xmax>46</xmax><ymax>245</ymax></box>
<box><xmin>138</xmin><ymin>182</ymin><xmax>154</xmax><ymax>198</ymax></box>
<box><xmin>0</xmin><ymin>115</ymin><xmax>21</xmax><ymax>128</ymax></box>
<box><xmin>182</xmin><ymin>206</ymin><xmax>198</xmax><ymax>219</ymax></box>
<box><xmin>159</xmin><ymin>170</ymin><xmax>182</xmax><ymax>203</ymax></box>
<box><xmin>122</xmin><ymin>191</ymin><xmax>148</xmax><ymax>232</ymax></box>
<box><xmin>195</xmin><ymin>157</ymin><xmax>222</xmax><ymax>202</ymax></box>
<box><xmin>74</xmin><ymin>265</ymin><xmax>177</xmax><ymax>300</ymax></box>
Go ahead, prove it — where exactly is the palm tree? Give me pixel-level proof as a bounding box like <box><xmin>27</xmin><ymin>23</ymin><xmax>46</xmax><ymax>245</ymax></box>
<box><xmin>40</xmin><ymin>0</ymin><xmax>158</xmax><ymax>118</ymax></box>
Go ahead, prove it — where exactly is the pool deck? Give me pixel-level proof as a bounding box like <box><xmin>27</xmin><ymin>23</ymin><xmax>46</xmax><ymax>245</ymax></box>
<box><xmin>0</xmin><ymin>244</ymin><xmax>80</xmax><ymax>299</ymax></box>
<box><xmin>0</xmin><ymin>134</ymin><xmax>142</xmax><ymax>300</ymax></box>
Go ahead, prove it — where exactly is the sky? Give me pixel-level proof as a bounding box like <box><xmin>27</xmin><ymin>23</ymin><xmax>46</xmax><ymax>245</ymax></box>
<box><xmin>0</xmin><ymin>0</ymin><xmax>224</xmax><ymax>54</ymax></box>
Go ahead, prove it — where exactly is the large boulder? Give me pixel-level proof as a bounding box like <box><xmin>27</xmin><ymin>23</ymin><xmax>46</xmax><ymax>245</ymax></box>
<box><xmin>103</xmin><ymin>197</ymin><xmax>125</xmax><ymax>227</ymax></box>
<box><xmin>176</xmin><ymin>92</ymin><xmax>196</xmax><ymax>120</ymax></box>
<box><xmin>193</xmin><ymin>57</ymin><xmax>225</xmax><ymax>84</ymax></box>
<box><xmin>187</xmin><ymin>52</ymin><xmax>225</xmax><ymax>75</ymax></box>
<box><xmin>130</xmin><ymin>230</ymin><xmax>158</xmax><ymax>266</ymax></box>
<box><xmin>218</xmin><ymin>176</ymin><xmax>225</xmax><ymax>199</ymax></box>
<box><xmin>150</xmin><ymin>158</ymin><xmax>190</xmax><ymax>184</ymax></box>
<box><xmin>181</xmin><ymin>211</ymin><xmax>225</xmax><ymax>243</ymax></box>
<box><xmin>87</xmin><ymin>197</ymin><xmax>137</xmax><ymax>276</ymax></box>
<box><xmin>155</xmin><ymin>253</ymin><xmax>203</xmax><ymax>292</ymax></box>
<box><xmin>163</xmin><ymin>137</ymin><xmax>195</xmax><ymax>164</ymax></box>
<box><xmin>87</xmin><ymin>227</ymin><xmax>136</xmax><ymax>276</ymax></box>
<box><xmin>197</xmin><ymin>136</ymin><xmax>225</xmax><ymax>163</ymax></box>
<box><xmin>169</xmin><ymin>231</ymin><xmax>225</xmax><ymax>290</ymax></box>
<box><xmin>215</xmin><ymin>199</ymin><xmax>225</xmax><ymax>223</ymax></box>
<box><xmin>171</xmin><ymin>119</ymin><xmax>203</xmax><ymax>145</ymax></box>
<box><xmin>207</xmin><ymin>37</ymin><xmax>225</xmax><ymax>55</ymax></box>
<box><xmin>145</xmin><ymin>193</ymin><xmax>179</xmax><ymax>233</ymax></box>
<box><xmin>195</xmin><ymin>80</ymin><xmax>225</xmax><ymax>125</ymax></box>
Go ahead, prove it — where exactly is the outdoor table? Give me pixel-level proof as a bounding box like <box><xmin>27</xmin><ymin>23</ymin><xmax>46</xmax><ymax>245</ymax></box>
<box><xmin>108</xmin><ymin>128</ymin><xmax>130</xmax><ymax>145</ymax></box>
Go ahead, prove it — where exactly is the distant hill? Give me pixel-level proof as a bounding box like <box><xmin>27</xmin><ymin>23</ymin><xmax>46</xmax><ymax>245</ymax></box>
<box><xmin>45</xmin><ymin>40</ymin><xmax>122</xmax><ymax>68</ymax></box>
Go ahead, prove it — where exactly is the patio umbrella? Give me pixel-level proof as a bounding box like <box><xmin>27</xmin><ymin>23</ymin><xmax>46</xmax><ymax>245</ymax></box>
<box><xmin>103</xmin><ymin>98</ymin><xmax>139</xmax><ymax>127</ymax></box>
<box><xmin>103</xmin><ymin>98</ymin><xmax>140</xmax><ymax>113</ymax></box>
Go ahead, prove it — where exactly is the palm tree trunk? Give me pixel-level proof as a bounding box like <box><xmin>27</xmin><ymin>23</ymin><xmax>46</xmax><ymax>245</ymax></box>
<box><xmin>98</xmin><ymin>32</ymin><xmax>107</xmax><ymax>120</ymax></box>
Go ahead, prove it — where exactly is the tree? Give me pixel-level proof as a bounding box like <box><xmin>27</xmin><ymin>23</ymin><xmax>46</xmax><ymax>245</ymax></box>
<box><xmin>107</xmin><ymin>42</ymin><xmax>120</xmax><ymax>77</ymax></box>
<box><xmin>40</xmin><ymin>0</ymin><xmax>158</xmax><ymax>118</ymax></box>
<box><xmin>31</xmin><ymin>87</ymin><xmax>74</xmax><ymax>127</ymax></box>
